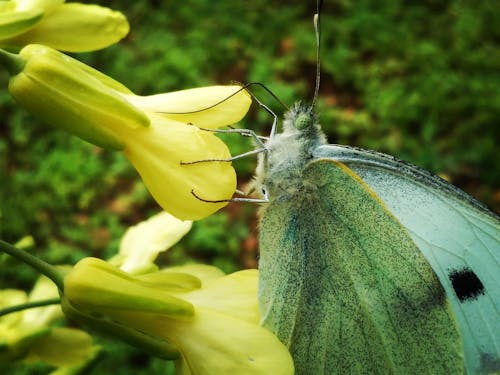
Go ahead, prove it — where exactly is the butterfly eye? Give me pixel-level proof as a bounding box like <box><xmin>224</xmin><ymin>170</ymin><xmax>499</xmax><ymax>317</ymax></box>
<box><xmin>294</xmin><ymin>112</ymin><xmax>313</xmax><ymax>131</ymax></box>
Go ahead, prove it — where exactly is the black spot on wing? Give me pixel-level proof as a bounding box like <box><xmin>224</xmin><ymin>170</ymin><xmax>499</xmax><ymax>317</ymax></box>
<box><xmin>448</xmin><ymin>268</ymin><xmax>485</xmax><ymax>302</ymax></box>
<box><xmin>480</xmin><ymin>352</ymin><xmax>500</xmax><ymax>373</ymax></box>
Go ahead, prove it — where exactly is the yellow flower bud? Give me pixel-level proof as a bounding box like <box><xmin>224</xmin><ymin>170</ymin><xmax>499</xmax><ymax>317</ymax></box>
<box><xmin>6</xmin><ymin>44</ymin><xmax>149</xmax><ymax>150</ymax></box>
<box><xmin>64</xmin><ymin>257</ymin><xmax>195</xmax><ymax>320</ymax></box>
<box><xmin>61</xmin><ymin>257</ymin><xmax>197</xmax><ymax>360</ymax></box>
<box><xmin>0</xmin><ymin>0</ymin><xmax>129</xmax><ymax>52</ymax></box>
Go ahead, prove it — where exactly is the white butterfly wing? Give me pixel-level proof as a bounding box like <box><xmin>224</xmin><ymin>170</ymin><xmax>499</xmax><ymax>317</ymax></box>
<box><xmin>315</xmin><ymin>144</ymin><xmax>500</xmax><ymax>375</ymax></box>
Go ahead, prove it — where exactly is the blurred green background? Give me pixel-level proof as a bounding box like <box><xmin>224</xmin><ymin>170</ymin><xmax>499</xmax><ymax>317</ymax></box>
<box><xmin>1</xmin><ymin>0</ymin><xmax>499</xmax><ymax>373</ymax></box>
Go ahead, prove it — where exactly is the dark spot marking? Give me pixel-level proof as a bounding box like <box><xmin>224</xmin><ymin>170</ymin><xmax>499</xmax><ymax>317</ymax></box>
<box><xmin>480</xmin><ymin>352</ymin><xmax>500</xmax><ymax>373</ymax></box>
<box><xmin>448</xmin><ymin>268</ymin><xmax>485</xmax><ymax>302</ymax></box>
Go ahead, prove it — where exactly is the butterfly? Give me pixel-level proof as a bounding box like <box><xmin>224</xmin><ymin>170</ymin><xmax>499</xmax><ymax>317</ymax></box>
<box><xmin>252</xmin><ymin>5</ymin><xmax>500</xmax><ymax>375</ymax></box>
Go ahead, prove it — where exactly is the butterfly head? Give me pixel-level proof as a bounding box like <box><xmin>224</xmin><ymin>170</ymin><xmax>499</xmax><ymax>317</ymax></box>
<box><xmin>282</xmin><ymin>102</ymin><xmax>326</xmax><ymax>145</ymax></box>
<box><xmin>283</xmin><ymin>103</ymin><xmax>315</xmax><ymax>132</ymax></box>
<box><xmin>293</xmin><ymin>107</ymin><xmax>315</xmax><ymax>131</ymax></box>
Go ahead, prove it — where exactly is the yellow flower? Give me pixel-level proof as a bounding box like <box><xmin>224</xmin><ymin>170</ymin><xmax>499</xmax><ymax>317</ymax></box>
<box><xmin>0</xmin><ymin>44</ymin><xmax>252</xmax><ymax>220</ymax></box>
<box><xmin>60</xmin><ymin>212</ymin><xmax>293</xmax><ymax>373</ymax></box>
<box><xmin>0</xmin><ymin>0</ymin><xmax>129</xmax><ymax>52</ymax></box>
<box><xmin>120</xmin><ymin>112</ymin><xmax>239</xmax><ymax>220</ymax></box>
<box><xmin>62</xmin><ymin>258</ymin><xmax>293</xmax><ymax>374</ymax></box>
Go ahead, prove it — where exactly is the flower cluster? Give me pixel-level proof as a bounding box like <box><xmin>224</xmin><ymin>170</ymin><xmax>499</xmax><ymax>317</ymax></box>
<box><xmin>62</xmin><ymin>212</ymin><xmax>294</xmax><ymax>374</ymax></box>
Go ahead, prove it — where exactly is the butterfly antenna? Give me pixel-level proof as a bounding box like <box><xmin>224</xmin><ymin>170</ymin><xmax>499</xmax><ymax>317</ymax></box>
<box><xmin>154</xmin><ymin>82</ymin><xmax>287</xmax><ymax>115</ymax></box>
<box><xmin>243</xmin><ymin>82</ymin><xmax>288</xmax><ymax>111</ymax></box>
<box><xmin>312</xmin><ymin>0</ymin><xmax>323</xmax><ymax>108</ymax></box>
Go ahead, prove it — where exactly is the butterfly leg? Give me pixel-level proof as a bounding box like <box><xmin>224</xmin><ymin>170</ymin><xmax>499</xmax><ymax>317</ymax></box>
<box><xmin>190</xmin><ymin>189</ymin><xmax>269</xmax><ymax>204</ymax></box>
<box><xmin>180</xmin><ymin>147</ymin><xmax>266</xmax><ymax>165</ymax></box>
<box><xmin>180</xmin><ymin>125</ymin><xmax>268</xmax><ymax>165</ymax></box>
<box><xmin>191</xmin><ymin>125</ymin><xmax>267</xmax><ymax>149</ymax></box>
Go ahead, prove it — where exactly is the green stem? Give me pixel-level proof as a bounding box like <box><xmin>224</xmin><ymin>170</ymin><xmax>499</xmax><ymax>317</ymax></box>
<box><xmin>0</xmin><ymin>239</ymin><xmax>64</xmax><ymax>291</ymax></box>
<box><xmin>0</xmin><ymin>298</ymin><xmax>61</xmax><ymax>318</ymax></box>
<box><xmin>0</xmin><ymin>48</ymin><xmax>25</xmax><ymax>75</ymax></box>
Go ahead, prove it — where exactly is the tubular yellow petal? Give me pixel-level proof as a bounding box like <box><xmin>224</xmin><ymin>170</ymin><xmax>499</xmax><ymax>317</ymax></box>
<box><xmin>0</xmin><ymin>9</ymin><xmax>42</xmax><ymax>39</ymax></box>
<box><xmin>118</xmin><ymin>211</ymin><xmax>192</xmax><ymax>274</ymax></box>
<box><xmin>123</xmin><ymin>116</ymin><xmax>237</xmax><ymax>221</ymax></box>
<box><xmin>181</xmin><ymin>270</ymin><xmax>260</xmax><ymax>324</ymax></box>
<box><xmin>4</xmin><ymin>3</ymin><xmax>129</xmax><ymax>52</ymax></box>
<box><xmin>127</xmin><ymin>85</ymin><xmax>252</xmax><ymax>129</ymax></box>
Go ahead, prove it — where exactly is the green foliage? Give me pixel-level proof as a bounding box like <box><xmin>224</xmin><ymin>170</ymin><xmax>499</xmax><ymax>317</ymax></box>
<box><xmin>1</xmin><ymin>0</ymin><xmax>499</xmax><ymax>373</ymax></box>
<box><xmin>318</xmin><ymin>0</ymin><xmax>499</xmax><ymax>196</ymax></box>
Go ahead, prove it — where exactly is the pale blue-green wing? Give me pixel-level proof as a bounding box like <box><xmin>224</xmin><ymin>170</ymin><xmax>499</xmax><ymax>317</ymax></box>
<box><xmin>314</xmin><ymin>144</ymin><xmax>500</xmax><ymax>374</ymax></box>
<box><xmin>258</xmin><ymin>158</ymin><xmax>463</xmax><ymax>375</ymax></box>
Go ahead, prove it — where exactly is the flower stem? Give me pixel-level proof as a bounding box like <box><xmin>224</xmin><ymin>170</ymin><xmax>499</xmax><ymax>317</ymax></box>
<box><xmin>0</xmin><ymin>298</ymin><xmax>61</xmax><ymax>318</ymax></box>
<box><xmin>0</xmin><ymin>239</ymin><xmax>64</xmax><ymax>291</ymax></box>
<box><xmin>0</xmin><ymin>48</ymin><xmax>25</xmax><ymax>75</ymax></box>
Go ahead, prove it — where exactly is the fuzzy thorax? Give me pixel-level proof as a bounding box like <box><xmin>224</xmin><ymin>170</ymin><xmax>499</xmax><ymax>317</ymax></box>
<box><xmin>256</xmin><ymin>102</ymin><xmax>326</xmax><ymax>203</ymax></box>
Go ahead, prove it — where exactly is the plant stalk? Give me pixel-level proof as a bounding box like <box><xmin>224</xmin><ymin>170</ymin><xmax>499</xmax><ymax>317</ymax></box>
<box><xmin>0</xmin><ymin>298</ymin><xmax>61</xmax><ymax>317</ymax></box>
<box><xmin>0</xmin><ymin>239</ymin><xmax>64</xmax><ymax>291</ymax></box>
<box><xmin>0</xmin><ymin>48</ymin><xmax>25</xmax><ymax>75</ymax></box>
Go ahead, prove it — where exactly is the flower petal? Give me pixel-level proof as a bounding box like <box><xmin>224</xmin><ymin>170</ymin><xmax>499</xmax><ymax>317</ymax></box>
<box><xmin>4</xmin><ymin>3</ymin><xmax>129</xmax><ymax>52</ymax></box>
<box><xmin>22</xmin><ymin>275</ymin><xmax>62</xmax><ymax>327</ymax></box>
<box><xmin>135</xmin><ymin>272</ymin><xmax>202</xmax><ymax>293</ymax></box>
<box><xmin>0</xmin><ymin>2</ymin><xmax>15</xmax><ymax>12</ymax></box>
<box><xmin>101</xmin><ymin>306</ymin><xmax>294</xmax><ymax>375</ymax></box>
<box><xmin>162</xmin><ymin>264</ymin><xmax>225</xmax><ymax>287</ymax></box>
<box><xmin>117</xmin><ymin>211</ymin><xmax>192</xmax><ymax>274</ymax></box>
<box><xmin>127</xmin><ymin>86</ymin><xmax>252</xmax><ymax>129</ymax></box>
<box><xmin>123</xmin><ymin>116</ymin><xmax>237</xmax><ymax>220</ymax></box>
<box><xmin>14</xmin><ymin>0</ymin><xmax>64</xmax><ymax>14</ymax></box>
<box><xmin>0</xmin><ymin>289</ymin><xmax>27</xmax><ymax>328</ymax></box>
<box><xmin>0</xmin><ymin>8</ymin><xmax>42</xmax><ymax>39</ymax></box>
<box><xmin>181</xmin><ymin>270</ymin><xmax>259</xmax><ymax>324</ymax></box>
<box><xmin>27</xmin><ymin>327</ymin><xmax>95</xmax><ymax>367</ymax></box>
<box><xmin>172</xmin><ymin>309</ymin><xmax>294</xmax><ymax>375</ymax></box>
